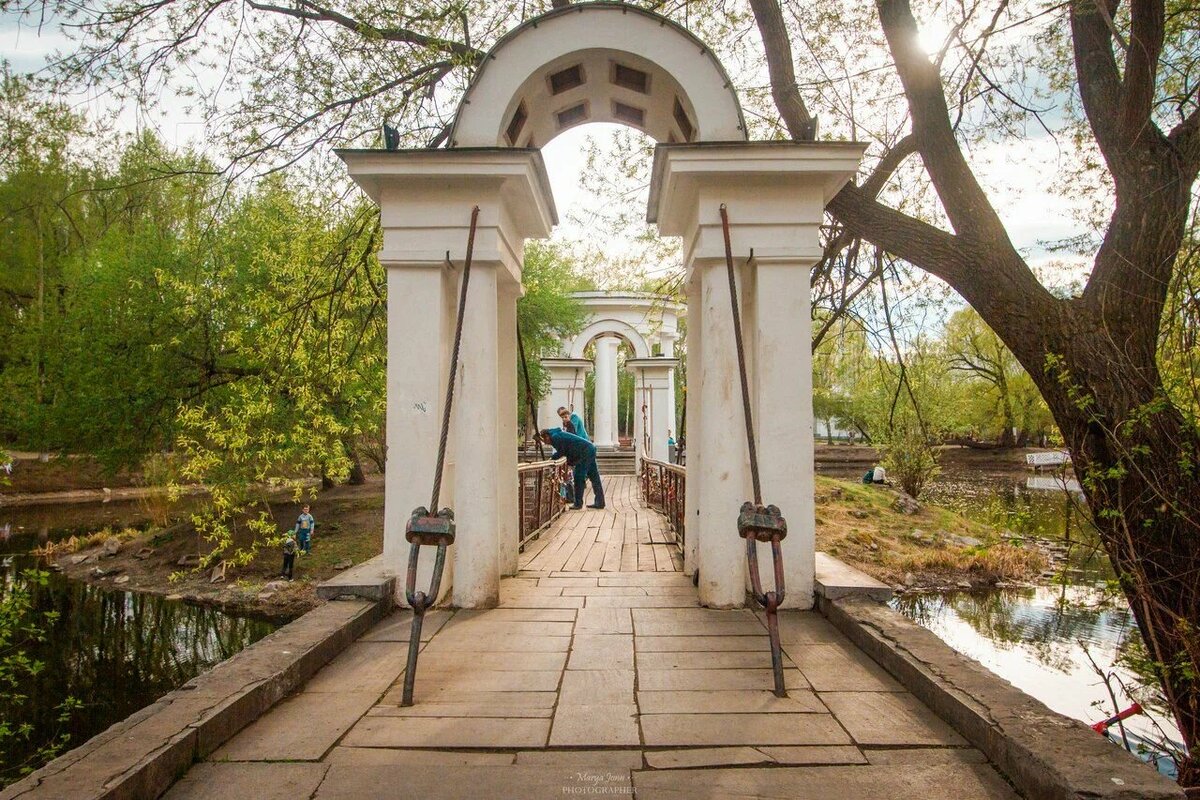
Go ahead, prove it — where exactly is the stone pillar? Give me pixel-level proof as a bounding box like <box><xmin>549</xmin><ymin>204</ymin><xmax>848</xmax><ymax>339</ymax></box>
<box><xmin>497</xmin><ymin>280</ymin><xmax>521</xmax><ymax>576</ymax></box>
<box><xmin>627</xmin><ymin>358</ymin><xmax>679</xmax><ymax>465</ymax></box>
<box><xmin>649</xmin><ymin>142</ymin><xmax>866</xmax><ymax>609</ymax></box>
<box><xmin>339</xmin><ymin>148</ymin><xmax>557</xmax><ymax>608</ymax></box>
<box><xmin>538</xmin><ymin>358</ymin><xmax>592</xmax><ymax>438</ymax></box>
<box><xmin>593</xmin><ymin>335</ymin><xmax>620</xmax><ymax>448</ymax></box>
<box><xmin>380</xmin><ymin>261</ymin><xmax>455</xmax><ymax>606</ymax></box>
<box><xmin>681</xmin><ymin>272</ymin><xmax>702</xmax><ymax>578</ymax></box>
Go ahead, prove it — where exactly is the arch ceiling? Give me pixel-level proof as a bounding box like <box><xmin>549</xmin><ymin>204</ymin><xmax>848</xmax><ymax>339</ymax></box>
<box><xmin>449</xmin><ymin>3</ymin><xmax>747</xmax><ymax>148</ymax></box>
<box><xmin>569</xmin><ymin>319</ymin><xmax>652</xmax><ymax>360</ymax></box>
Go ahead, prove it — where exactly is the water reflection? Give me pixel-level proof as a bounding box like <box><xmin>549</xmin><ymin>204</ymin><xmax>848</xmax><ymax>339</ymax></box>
<box><xmin>0</xmin><ymin>557</ymin><xmax>275</xmax><ymax>786</ymax></box>
<box><xmin>893</xmin><ymin>587</ymin><xmax>1180</xmax><ymax>748</ymax></box>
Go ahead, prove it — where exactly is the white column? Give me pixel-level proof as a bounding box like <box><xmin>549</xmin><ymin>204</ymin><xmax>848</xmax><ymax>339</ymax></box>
<box><xmin>593</xmin><ymin>336</ymin><xmax>620</xmax><ymax>447</ymax></box>
<box><xmin>452</xmin><ymin>263</ymin><xmax>501</xmax><ymax>608</ymax></box>
<box><xmin>632</xmin><ymin>367</ymin><xmax>647</xmax><ymax>465</ymax></box>
<box><xmin>497</xmin><ymin>279</ymin><xmax>520</xmax><ymax>576</ymax></box>
<box><xmin>648</xmin><ymin>141</ymin><xmax>866</xmax><ymax>609</ymax></box>
<box><xmin>751</xmin><ymin>258</ymin><xmax>815</xmax><ymax>607</ymax></box>
<box><xmin>383</xmin><ymin>262</ymin><xmax>454</xmax><ymax>607</ymax></box>
<box><xmin>538</xmin><ymin>359</ymin><xmax>592</xmax><ymax>438</ymax></box>
<box><xmin>692</xmin><ymin>259</ymin><xmax>753</xmax><ymax>608</ymax></box>
<box><xmin>340</xmin><ymin>148</ymin><xmax>557</xmax><ymax>609</ymax></box>
<box><xmin>682</xmin><ymin>273</ymin><xmax>701</xmax><ymax>577</ymax></box>
<box><xmin>626</xmin><ymin>359</ymin><xmax>678</xmax><ymax>464</ymax></box>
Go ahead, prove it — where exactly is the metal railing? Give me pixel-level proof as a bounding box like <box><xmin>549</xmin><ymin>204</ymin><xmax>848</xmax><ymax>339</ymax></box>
<box><xmin>640</xmin><ymin>457</ymin><xmax>686</xmax><ymax>549</ymax></box>
<box><xmin>517</xmin><ymin>458</ymin><xmax>569</xmax><ymax>551</ymax></box>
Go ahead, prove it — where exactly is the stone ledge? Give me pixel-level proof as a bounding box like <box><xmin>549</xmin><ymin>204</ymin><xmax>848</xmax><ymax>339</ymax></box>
<box><xmin>814</xmin><ymin>551</ymin><xmax>895</xmax><ymax>602</ymax></box>
<box><xmin>317</xmin><ymin>554</ymin><xmax>397</xmax><ymax>603</ymax></box>
<box><xmin>0</xmin><ymin>598</ymin><xmax>386</xmax><ymax>800</ymax></box>
<box><xmin>819</xmin><ymin>594</ymin><xmax>1185</xmax><ymax>800</ymax></box>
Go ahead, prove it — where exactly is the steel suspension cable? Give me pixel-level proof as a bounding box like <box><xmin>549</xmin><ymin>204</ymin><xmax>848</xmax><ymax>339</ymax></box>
<box><xmin>517</xmin><ymin>325</ymin><xmax>546</xmax><ymax>461</ymax></box>
<box><xmin>428</xmin><ymin>206</ymin><xmax>480</xmax><ymax>512</ymax></box>
<box><xmin>719</xmin><ymin>204</ymin><xmax>762</xmax><ymax>505</ymax></box>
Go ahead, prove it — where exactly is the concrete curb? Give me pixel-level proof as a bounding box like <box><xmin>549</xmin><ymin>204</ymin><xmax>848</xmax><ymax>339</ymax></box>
<box><xmin>819</xmin><ymin>595</ymin><xmax>1185</xmax><ymax>800</ymax></box>
<box><xmin>316</xmin><ymin>554</ymin><xmax>397</xmax><ymax>603</ymax></box>
<box><xmin>1</xmin><ymin>597</ymin><xmax>388</xmax><ymax>800</ymax></box>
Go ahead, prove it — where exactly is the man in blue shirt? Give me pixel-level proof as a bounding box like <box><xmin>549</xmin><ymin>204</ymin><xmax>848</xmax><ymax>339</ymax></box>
<box><xmin>540</xmin><ymin>428</ymin><xmax>606</xmax><ymax>510</ymax></box>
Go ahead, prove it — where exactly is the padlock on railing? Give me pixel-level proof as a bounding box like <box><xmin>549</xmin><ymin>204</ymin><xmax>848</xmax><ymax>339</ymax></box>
<box><xmin>405</xmin><ymin>506</ymin><xmax>456</xmax><ymax>547</ymax></box>
<box><xmin>737</xmin><ymin>502</ymin><xmax>788</xmax><ymax>543</ymax></box>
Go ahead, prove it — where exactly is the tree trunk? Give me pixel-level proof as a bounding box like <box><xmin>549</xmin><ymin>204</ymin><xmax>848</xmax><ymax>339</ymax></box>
<box><xmin>346</xmin><ymin>446</ymin><xmax>366</xmax><ymax>485</ymax></box>
<box><xmin>1026</xmin><ymin>319</ymin><xmax>1200</xmax><ymax>785</ymax></box>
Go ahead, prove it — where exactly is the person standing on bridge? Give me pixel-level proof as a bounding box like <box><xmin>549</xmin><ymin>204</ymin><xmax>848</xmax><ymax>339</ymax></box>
<box><xmin>540</xmin><ymin>428</ymin><xmax>605</xmax><ymax>510</ymax></box>
<box><xmin>557</xmin><ymin>406</ymin><xmax>588</xmax><ymax>441</ymax></box>
<box><xmin>558</xmin><ymin>406</ymin><xmax>590</xmax><ymax>506</ymax></box>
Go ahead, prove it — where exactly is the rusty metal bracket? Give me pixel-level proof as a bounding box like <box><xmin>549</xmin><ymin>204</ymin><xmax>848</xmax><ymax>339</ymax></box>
<box><xmin>740</xmin><ymin>502</ymin><xmax>788</xmax><ymax>697</ymax></box>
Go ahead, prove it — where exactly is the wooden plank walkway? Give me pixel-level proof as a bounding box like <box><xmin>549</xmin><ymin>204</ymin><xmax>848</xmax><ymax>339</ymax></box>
<box><xmin>519</xmin><ymin>475</ymin><xmax>683</xmax><ymax>573</ymax></box>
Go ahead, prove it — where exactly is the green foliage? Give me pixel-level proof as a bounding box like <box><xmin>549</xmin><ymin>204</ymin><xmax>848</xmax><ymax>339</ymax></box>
<box><xmin>0</xmin><ymin>569</ymin><xmax>79</xmax><ymax>784</ymax></box>
<box><xmin>880</xmin><ymin>416</ymin><xmax>940</xmax><ymax>499</ymax></box>
<box><xmin>517</xmin><ymin>241</ymin><xmax>587</xmax><ymax>432</ymax></box>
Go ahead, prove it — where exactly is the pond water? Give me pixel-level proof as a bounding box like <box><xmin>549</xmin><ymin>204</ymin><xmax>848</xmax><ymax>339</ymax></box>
<box><xmin>0</xmin><ymin>505</ymin><xmax>276</xmax><ymax>787</ymax></box>
<box><xmin>818</xmin><ymin>460</ymin><xmax>1185</xmax><ymax>772</ymax></box>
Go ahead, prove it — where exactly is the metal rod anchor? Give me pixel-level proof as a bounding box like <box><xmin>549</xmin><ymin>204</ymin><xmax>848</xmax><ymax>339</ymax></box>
<box><xmin>401</xmin><ymin>532</ymin><xmax>450</xmax><ymax>707</ymax></box>
<box><xmin>744</xmin><ymin>521</ymin><xmax>788</xmax><ymax>697</ymax></box>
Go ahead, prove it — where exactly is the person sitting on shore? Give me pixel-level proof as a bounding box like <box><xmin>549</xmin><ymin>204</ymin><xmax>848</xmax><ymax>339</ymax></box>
<box><xmin>540</xmin><ymin>428</ymin><xmax>605</xmax><ymax>510</ymax></box>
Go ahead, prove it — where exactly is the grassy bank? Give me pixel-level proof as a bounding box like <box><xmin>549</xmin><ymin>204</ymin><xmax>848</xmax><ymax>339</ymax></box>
<box><xmin>815</xmin><ymin>476</ymin><xmax>1047</xmax><ymax>588</ymax></box>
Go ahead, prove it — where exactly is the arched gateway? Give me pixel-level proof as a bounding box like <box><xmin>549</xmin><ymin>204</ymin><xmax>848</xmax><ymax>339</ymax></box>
<box><xmin>539</xmin><ymin>291</ymin><xmax>682</xmax><ymax>459</ymax></box>
<box><xmin>338</xmin><ymin>3</ymin><xmax>865</xmax><ymax>610</ymax></box>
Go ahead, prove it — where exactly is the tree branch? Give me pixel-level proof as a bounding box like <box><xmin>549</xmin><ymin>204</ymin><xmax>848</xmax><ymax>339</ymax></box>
<box><xmin>748</xmin><ymin>0</ymin><xmax>817</xmax><ymax>139</ymax></box>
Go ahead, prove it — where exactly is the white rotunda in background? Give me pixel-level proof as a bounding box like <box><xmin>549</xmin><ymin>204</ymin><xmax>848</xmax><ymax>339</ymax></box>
<box><xmin>538</xmin><ymin>291</ymin><xmax>682</xmax><ymax>465</ymax></box>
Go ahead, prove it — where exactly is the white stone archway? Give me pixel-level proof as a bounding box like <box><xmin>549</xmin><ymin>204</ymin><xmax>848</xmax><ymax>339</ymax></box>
<box><xmin>339</xmin><ymin>3</ymin><xmax>865</xmax><ymax>611</ymax></box>
<box><xmin>540</xmin><ymin>292</ymin><xmax>681</xmax><ymax>461</ymax></box>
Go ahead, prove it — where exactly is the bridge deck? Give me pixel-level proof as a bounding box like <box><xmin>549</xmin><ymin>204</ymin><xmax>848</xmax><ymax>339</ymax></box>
<box><xmin>161</xmin><ymin>507</ymin><xmax>1019</xmax><ymax>800</ymax></box>
<box><xmin>519</xmin><ymin>475</ymin><xmax>683</xmax><ymax>573</ymax></box>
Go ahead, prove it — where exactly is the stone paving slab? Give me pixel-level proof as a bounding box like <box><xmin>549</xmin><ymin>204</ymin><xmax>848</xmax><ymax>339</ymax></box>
<box><xmin>325</xmin><ymin>747</ymin><xmax>516</xmax><ymax>766</ymax></box>
<box><xmin>163</xmin><ymin>762</ymin><xmax>329</xmax><ymax>800</ymax></box>
<box><xmin>864</xmin><ymin>747</ymin><xmax>988</xmax><ymax>765</ymax></box>
<box><xmin>341</xmin><ymin>716</ymin><xmax>550</xmax><ymax>749</ymax></box>
<box><xmin>415</xmin><ymin>668</ymin><xmax>562</xmax><ymax>693</ymax></box>
<box><xmin>492</xmin><ymin>595</ymin><xmax>586</xmax><ymax>609</ymax></box>
<box><xmin>211</xmin><ymin>690</ymin><xmax>378</xmax><ymax>762</ymax></box>
<box><xmin>513</xmin><ymin>749</ymin><xmax>643</xmax><ymax>767</ymax></box>
<box><xmin>819</xmin><ymin>691</ymin><xmax>968</xmax><ymax>746</ymax></box>
<box><xmin>367</xmin><ymin>703</ymin><xmax>554</xmax><ymax>718</ymax></box>
<box><xmin>567</xmin><ymin>634</ymin><xmax>634</xmax><ymax>670</ymax></box>
<box><xmin>303</xmin><ymin>641</ymin><xmax>407</xmax><ymax>693</ymax></box>
<box><xmin>421</xmin><ymin>633</ymin><xmax>572</xmax><ymax>652</ymax></box>
<box><xmin>583</xmin><ymin>594</ymin><xmax>699</xmax><ymax>608</ymax></box>
<box><xmin>559</xmin><ymin>669</ymin><xmax>634</xmax><ymax>704</ymax></box>
<box><xmin>636</xmin><ymin>635</ymin><xmax>771</xmax><ymax>652</ymax></box>
<box><xmin>787</xmin><ymin>642</ymin><xmax>905</xmax><ymax>692</ymax></box>
<box><xmin>313</xmin><ymin>765</ymin><xmax>632</xmax><ymax>800</ymax></box>
<box><xmin>642</xmin><ymin>744</ymin><xmax>868</xmax><ymax>769</ymax></box>
<box><xmin>631</xmin><ymin>764</ymin><xmax>1021</xmax><ymax>800</ymax></box>
<box><xmin>415</xmin><ymin>650</ymin><xmax>568</xmax><ymax>672</ymax></box>
<box><xmin>574</xmin><ymin>607</ymin><xmax>633</xmax><ymax>634</ymax></box>
<box><xmin>359</xmin><ymin>609</ymin><xmax>451</xmax><ymax>642</ymax></box>
<box><xmin>636</xmin><ymin>689</ymin><xmax>825</xmax><ymax>714</ymax></box>
<box><xmin>640</xmin><ymin>712</ymin><xmax>851</xmax><ymax>747</ymax></box>
<box><xmin>378</xmin><ymin>688</ymin><xmax>558</xmax><ymax>708</ymax></box>
<box><xmin>455</xmin><ymin>607</ymin><xmax>577</xmax><ymax>621</ymax></box>
<box><xmin>435</xmin><ymin>619</ymin><xmax>576</xmax><ymax>638</ymax></box>
<box><xmin>638</xmin><ymin>650</ymin><xmax>798</xmax><ymax>670</ymax></box>
<box><xmin>548</xmin><ymin>703</ymin><xmax>640</xmax><ymax>746</ymax></box>
<box><xmin>637</xmin><ymin>667</ymin><xmax>809</xmax><ymax>691</ymax></box>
